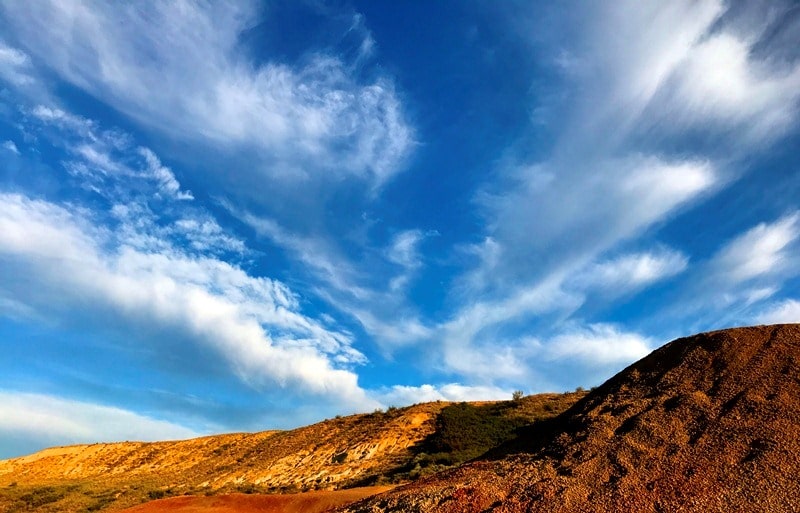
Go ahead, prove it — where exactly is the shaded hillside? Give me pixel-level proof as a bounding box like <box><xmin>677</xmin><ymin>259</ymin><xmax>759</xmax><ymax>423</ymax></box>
<box><xmin>0</xmin><ymin>393</ymin><xmax>582</xmax><ymax>512</ymax></box>
<box><xmin>339</xmin><ymin>324</ymin><xmax>800</xmax><ymax>513</ymax></box>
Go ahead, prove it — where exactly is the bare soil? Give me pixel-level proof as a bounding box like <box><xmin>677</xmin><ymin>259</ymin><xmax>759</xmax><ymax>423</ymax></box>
<box><xmin>339</xmin><ymin>324</ymin><xmax>800</xmax><ymax>512</ymax></box>
<box><xmin>117</xmin><ymin>487</ymin><xmax>393</xmax><ymax>513</ymax></box>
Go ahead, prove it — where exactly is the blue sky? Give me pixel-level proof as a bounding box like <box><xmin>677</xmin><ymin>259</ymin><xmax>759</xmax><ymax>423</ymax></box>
<box><xmin>0</xmin><ymin>1</ymin><xmax>798</xmax><ymax>459</ymax></box>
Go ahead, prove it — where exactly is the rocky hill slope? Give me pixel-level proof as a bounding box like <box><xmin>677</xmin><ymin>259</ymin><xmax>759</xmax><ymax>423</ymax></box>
<box><xmin>339</xmin><ymin>324</ymin><xmax>800</xmax><ymax>513</ymax></box>
<box><xmin>0</xmin><ymin>393</ymin><xmax>582</xmax><ymax>512</ymax></box>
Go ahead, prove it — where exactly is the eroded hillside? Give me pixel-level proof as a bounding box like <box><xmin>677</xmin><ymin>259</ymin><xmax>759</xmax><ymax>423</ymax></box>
<box><xmin>339</xmin><ymin>324</ymin><xmax>800</xmax><ymax>513</ymax></box>
<box><xmin>0</xmin><ymin>393</ymin><xmax>582</xmax><ymax>512</ymax></box>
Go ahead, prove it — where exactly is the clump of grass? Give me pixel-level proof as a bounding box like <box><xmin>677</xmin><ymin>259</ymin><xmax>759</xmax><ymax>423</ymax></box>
<box><xmin>86</xmin><ymin>492</ymin><xmax>117</xmax><ymax>512</ymax></box>
<box><xmin>18</xmin><ymin>486</ymin><xmax>67</xmax><ymax>508</ymax></box>
<box><xmin>147</xmin><ymin>488</ymin><xmax>172</xmax><ymax>500</ymax></box>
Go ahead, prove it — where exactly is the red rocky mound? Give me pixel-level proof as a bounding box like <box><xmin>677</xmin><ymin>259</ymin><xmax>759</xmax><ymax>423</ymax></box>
<box><xmin>339</xmin><ymin>324</ymin><xmax>800</xmax><ymax>512</ymax></box>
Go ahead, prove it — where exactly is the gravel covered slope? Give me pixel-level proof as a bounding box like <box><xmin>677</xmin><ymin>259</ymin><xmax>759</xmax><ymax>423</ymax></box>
<box><xmin>340</xmin><ymin>324</ymin><xmax>800</xmax><ymax>513</ymax></box>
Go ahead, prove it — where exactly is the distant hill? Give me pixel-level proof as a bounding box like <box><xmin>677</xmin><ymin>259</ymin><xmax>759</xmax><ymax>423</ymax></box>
<box><xmin>0</xmin><ymin>391</ymin><xmax>581</xmax><ymax>512</ymax></box>
<box><xmin>339</xmin><ymin>324</ymin><xmax>800</xmax><ymax>513</ymax></box>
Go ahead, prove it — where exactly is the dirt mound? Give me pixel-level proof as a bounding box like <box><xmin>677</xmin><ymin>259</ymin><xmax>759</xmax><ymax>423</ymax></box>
<box><xmin>117</xmin><ymin>487</ymin><xmax>393</xmax><ymax>513</ymax></box>
<box><xmin>339</xmin><ymin>324</ymin><xmax>800</xmax><ymax>512</ymax></box>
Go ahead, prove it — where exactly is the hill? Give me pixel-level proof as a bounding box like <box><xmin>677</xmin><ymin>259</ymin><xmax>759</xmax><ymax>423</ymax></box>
<box><xmin>338</xmin><ymin>324</ymin><xmax>800</xmax><ymax>512</ymax></box>
<box><xmin>0</xmin><ymin>392</ymin><xmax>582</xmax><ymax>512</ymax></box>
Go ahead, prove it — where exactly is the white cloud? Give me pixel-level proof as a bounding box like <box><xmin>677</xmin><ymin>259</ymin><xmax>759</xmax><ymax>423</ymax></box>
<box><xmin>374</xmin><ymin>383</ymin><xmax>513</xmax><ymax>407</ymax></box>
<box><xmin>545</xmin><ymin>1</ymin><xmax>725</xmax><ymax>144</ymax></box>
<box><xmin>237</xmin><ymin>208</ymin><xmax>434</xmax><ymax>348</ymax></box>
<box><xmin>653</xmin><ymin>213</ymin><xmax>800</xmax><ymax>329</ymax></box>
<box><xmin>436</xmin><ymin>1</ymin><xmax>800</xmax><ymax>386</ymax></box>
<box><xmin>711</xmin><ymin>212</ymin><xmax>799</xmax><ymax>284</ymax></box>
<box><xmin>236</xmin><ymin>211</ymin><xmax>371</xmax><ymax>301</ymax></box>
<box><xmin>0</xmin><ymin>41</ymin><xmax>32</xmax><ymax>86</ymax></box>
<box><xmin>387</xmin><ymin>229</ymin><xmax>436</xmax><ymax>292</ymax></box>
<box><xmin>1</xmin><ymin>140</ymin><xmax>19</xmax><ymax>155</ymax></box>
<box><xmin>30</xmin><ymin>105</ymin><xmax>193</xmax><ymax>202</ymax></box>
<box><xmin>173</xmin><ymin>216</ymin><xmax>246</xmax><ymax>255</ymax></box>
<box><xmin>573</xmin><ymin>247</ymin><xmax>688</xmax><ymax>291</ymax></box>
<box><xmin>345</xmin><ymin>307</ymin><xmax>432</xmax><ymax>347</ymax></box>
<box><xmin>455</xmin><ymin>237</ymin><xmax>503</xmax><ymax>295</ymax></box>
<box><xmin>564</xmin><ymin>1</ymin><xmax>800</xmax><ymax>148</ymax></box>
<box><xmin>481</xmin><ymin>157</ymin><xmax>715</xmax><ymax>290</ymax></box>
<box><xmin>0</xmin><ymin>192</ymin><xmax>376</xmax><ymax>410</ymax></box>
<box><xmin>0</xmin><ymin>391</ymin><xmax>200</xmax><ymax>456</ymax></box>
<box><xmin>30</xmin><ymin>105</ymin><xmax>95</xmax><ymax>135</ymax></box>
<box><xmin>755</xmin><ymin>299</ymin><xmax>800</xmax><ymax>324</ymax></box>
<box><xmin>434</xmin><ymin>313</ymin><xmax>653</xmax><ymax>390</ymax></box>
<box><xmin>0</xmin><ymin>294</ymin><xmax>39</xmax><ymax>322</ymax></box>
<box><xmin>1</xmin><ymin>2</ymin><xmax>413</xmax><ymax>187</ymax></box>
<box><xmin>387</xmin><ymin>230</ymin><xmax>425</xmax><ymax>269</ymax></box>
<box><xmin>138</xmin><ymin>148</ymin><xmax>193</xmax><ymax>201</ymax></box>
<box><xmin>441</xmin><ymin>157</ymin><xmax>713</xmax><ymax>381</ymax></box>
<box><xmin>440</xmin><ymin>279</ymin><xmax>582</xmax><ymax>382</ymax></box>
<box><xmin>653</xmin><ymin>27</ymin><xmax>800</xmax><ymax>142</ymax></box>
<box><xmin>544</xmin><ymin>324</ymin><xmax>653</xmax><ymax>366</ymax></box>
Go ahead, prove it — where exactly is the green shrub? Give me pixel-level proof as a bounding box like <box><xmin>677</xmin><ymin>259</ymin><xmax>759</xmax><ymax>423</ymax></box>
<box><xmin>237</xmin><ymin>483</ymin><xmax>258</xmax><ymax>494</ymax></box>
<box><xmin>19</xmin><ymin>486</ymin><xmax>65</xmax><ymax>508</ymax></box>
<box><xmin>422</xmin><ymin>402</ymin><xmax>529</xmax><ymax>464</ymax></box>
<box><xmin>147</xmin><ymin>489</ymin><xmax>166</xmax><ymax>500</ymax></box>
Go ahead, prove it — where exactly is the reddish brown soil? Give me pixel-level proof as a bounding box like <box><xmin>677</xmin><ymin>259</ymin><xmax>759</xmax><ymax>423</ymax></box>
<box><xmin>118</xmin><ymin>487</ymin><xmax>394</xmax><ymax>513</ymax></box>
<box><xmin>339</xmin><ymin>324</ymin><xmax>800</xmax><ymax>513</ymax></box>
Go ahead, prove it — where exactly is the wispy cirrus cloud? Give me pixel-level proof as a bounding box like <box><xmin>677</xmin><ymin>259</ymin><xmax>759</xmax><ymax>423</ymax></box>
<box><xmin>698</xmin><ymin>212</ymin><xmax>798</xmax><ymax>321</ymax></box>
<box><xmin>643</xmin><ymin>22</ymin><xmax>800</xmax><ymax>144</ymax></box>
<box><xmin>0</xmin><ymin>104</ymin><xmax>381</xmax><ymax>421</ymax></box>
<box><xmin>0</xmin><ymin>193</ymin><xmax>370</xmax><ymax>401</ymax></box>
<box><xmin>0</xmin><ymin>1</ymin><xmax>413</xmax><ymax>189</ymax></box>
<box><xmin>2</xmin><ymin>1</ymin><xmax>430</xmax><ymax>385</ymax></box>
<box><xmin>0</xmin><ymin>40</ymin><xmax>32</xmax><ymax>86</ymax></box>
<box><xmin>429</xmin><ymin>0</ymin><xmax>800</xmax><ymax>385</ymax></box>
<box><xmin>709</xmin><ymin>212</ymin><xmax>799</xmax><ymax>285</ymax></box>
<box><xmin>30</xmin><ymin>105</ymin><xmax>193</xmax><ymax>201</ymax></box>
<box><xmin>644</xmin><ymin>212</ymin><xmax>800</xmax><ymax>333</ymax></box>
<box><xmin>434</xmin><ymin>157</ymin><xmax>714</xmax><ymax>384</ymax></box>
<box><xmin>543</xmin><ymin>324</ymin><xmax>653</xmax><ymax>367</ymax></box>
<box><xmin>234</xmin><ymin>208</ymin><xmax>435</xmax><ymax>349</ymax></box>
<box><xmin>477</xmin><ymin>157</ymin><xmax>714</xmax><ymax>290</ymax></box>
<box><xmin>755</xmin><ymin>299</ymin><xmax>800</xmax><ymax>324</ymax></box>
<box><xmin>1</xmin><ymin>140</ymin><xmax>18</xmax><ymax>155</ymax></box>
<box><xmin>386</xmin><ymin>229</ymin><xmax>430</xmax><ymax>292</ymax></box>
<box><xmin>235</xmin><ymin>210</ymin><xmax>371</xmax><ymax>301</ymax></box>
<box><xmin>570</xmin><ymin>247</ymin><xmax>688</xmax><ymax>293</ymax></box>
